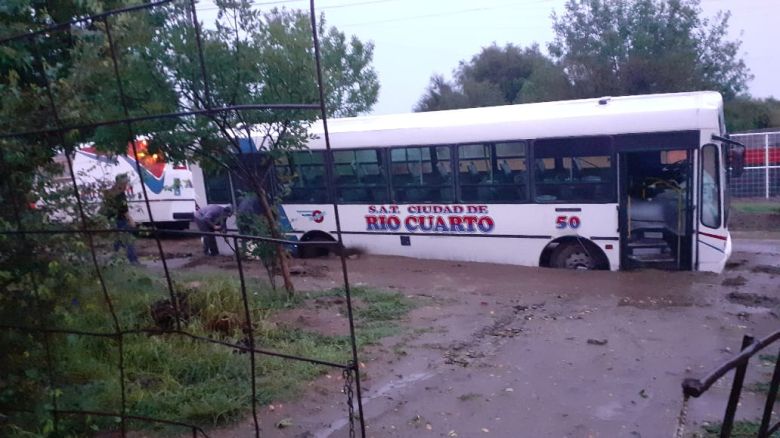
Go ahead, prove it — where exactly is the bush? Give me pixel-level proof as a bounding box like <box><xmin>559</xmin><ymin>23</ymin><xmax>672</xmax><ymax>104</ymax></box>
<box><xmin>1</xmin><ymin>266</ymin><xmax>411</xmax><ymax>436</ymax></box>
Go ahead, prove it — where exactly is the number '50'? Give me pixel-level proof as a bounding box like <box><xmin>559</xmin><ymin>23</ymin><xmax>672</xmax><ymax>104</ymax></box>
<box><xmin>556</xmin><ymin>215</ymin><xmax>581</xmax><ymax>229</ymax></box>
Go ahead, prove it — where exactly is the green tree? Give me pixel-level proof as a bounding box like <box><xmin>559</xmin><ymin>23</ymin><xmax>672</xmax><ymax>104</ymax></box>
<box><xmin>549</xmin><ymin>0</ymin><xmax>752</xmax><ymax>100</ymax></box>
<box><xmin>414</xmin><ymin>74</ymin><xmax>501</xmax><ymax>112</ymax></box>
<box><xmin>725</xmin><ymin>97</ymin><xmax>780</xmax><ymax>132</ymax></box>
<box><xmin>1</xmin><ymin>2</ymin><xmax>102</xmax><ymax>429</ymax></box>
<box><xmin>2</xmin><ymin>1</ymin><xmax>380</xmax><ymax>294</ymax></box>
<box><xmin>1</xmin><ymin>1</ymin><xmax>377</xmax><ymax>430</ymax></box>
<box><xmin>150</xmin><ymin>3</ymin><xmax>378</xmax><ymax>293</ymax></box>
<box><xmin>415</xmin><ymin>43</ymin><xmax>570</xmax><ymax>112</ymax></box>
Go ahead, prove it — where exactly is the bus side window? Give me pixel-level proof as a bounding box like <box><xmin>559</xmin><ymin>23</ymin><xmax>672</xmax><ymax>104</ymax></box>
<box><xmin>332</xmin><ymin>149</ymin><xmax>389</xmax><ymax>204</ymax></box>
<box><xmin>533</xmin><ymin>137</ymin><xmax>613</xmax><ymax>203</ymax></box>
<box><xmin>277</xmin><ymin>151</ymin><xmax>329</xmax><ymax>203</ymax></box>
<box><xmin>458</xmin><ymin>142</ymin><xmax>528</xmax><ymax>202</ymax></box>
<box><xmin>436</xmin><ymin>161</ymin><xmax>451</xmax><ymax>182</ymax></box>
<box><xmin>203</xmin><ymin>169</ymin><xmax>232</xmax><ymax>204</ymax></box>
<box><xmin>391</xmin><ymin>146</ymin><xmax>453</xmax><ymax>203</ymax></box>
<box><xmin>700</xmin><ymin>144</ymin><xmax>721</xmax><ymax>228</ymax></box>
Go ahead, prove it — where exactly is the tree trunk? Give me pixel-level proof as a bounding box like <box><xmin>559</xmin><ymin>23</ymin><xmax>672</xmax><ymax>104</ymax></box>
<box><xmin>254</xmin><ymin>186</ymin><xmax>295</xmax><ymax>296</ymax></box>
<box><xmin>226</xmin><ymin>146</ymin><xmax>295</xmax><ymax>296</ymax></box>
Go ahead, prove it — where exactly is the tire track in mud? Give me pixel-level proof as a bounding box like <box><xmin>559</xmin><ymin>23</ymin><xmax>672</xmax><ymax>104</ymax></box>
<box><xmin>442</xmin><ymin>302</ymin><xmax>546</xmax><ymax>368</ymax></box>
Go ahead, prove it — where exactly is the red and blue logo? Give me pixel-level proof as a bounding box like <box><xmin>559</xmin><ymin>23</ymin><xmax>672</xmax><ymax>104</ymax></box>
<box><xmin>298</xmin><ymin>210</ymin><xmax>325</xmax><ymax>223</ymax></box>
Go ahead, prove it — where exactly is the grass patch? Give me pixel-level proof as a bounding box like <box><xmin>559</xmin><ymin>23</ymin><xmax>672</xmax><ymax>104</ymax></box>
<box><xmin>353</xmin><ymin>288</ymin><xmax>414</xmax><ymax>345</ymax></box>
<box><xmin>731</xmin><ymin>201</ymin><xmax>780</xmax><ymax>214</ymax></box>
<box><xmin>759</xmin><ymin>354</ymin><xmax>778</xmax><ymax>364</ymax></box>
<box><xmin>746</xmin><ymin>354</ymin><xmax>779</xmax><ymax>397</ymax></box>
<box><xmin>702</xmin><ymin>420</ymin><xmax>780</xmax><ymax>437</ymax></box>
<box><xmin>4</xmin><ymin>267</ymin><xmax>412</xmax><ymax>436</ymax></box>
<box><xmin>748</xmin><ymin>382</ymin><xmax>772</xmax><ymax>394</ymax></box>
<box><xmin>311</xmin><ymin>286</ymin><xmax>415</xmax><ymax>346</ymax></box>
<box><xmin>392</xmin><ymin>342</ymin><xmax>409</xmax><ymax>356</ymax></box>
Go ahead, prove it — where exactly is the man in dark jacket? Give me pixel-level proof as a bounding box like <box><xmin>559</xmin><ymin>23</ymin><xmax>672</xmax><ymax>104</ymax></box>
<box><xmin>236</xmin><ymin>193</ymin><xmax>266</xmax><ymax>235</ymax></box>
<box><xmin>235</xmin><ymin>193</ymin><xmax>269</xmax><ymax>256</ymax></box>
<box><xmin>103</xmin><ymin>174</ymin><xmax>139</xmax><ymax>264</ymax></box>
<box><xmin>194</xmin><ymin>204</ymin><xmax>233</xmax><ymax>256</ymax></box>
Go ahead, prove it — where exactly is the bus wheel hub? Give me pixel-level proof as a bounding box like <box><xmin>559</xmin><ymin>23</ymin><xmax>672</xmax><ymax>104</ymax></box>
<box><xmin>565</xmin><ymin>251</ymin><xmax>592</xmax><ymax>269</ymax></box>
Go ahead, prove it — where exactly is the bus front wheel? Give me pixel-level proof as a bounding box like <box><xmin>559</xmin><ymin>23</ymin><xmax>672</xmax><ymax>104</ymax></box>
<box><xmin>551</xmin><ymin>242</ymin><xmax>597</xmax><ymax>270</ymax></box>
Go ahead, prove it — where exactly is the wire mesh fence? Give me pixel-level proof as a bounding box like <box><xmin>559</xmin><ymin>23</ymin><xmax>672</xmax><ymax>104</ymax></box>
<box><xmin>0</xmin><ymin>1</ymin><xmax>365</xmax><ymax>437</ymax></box>
<box><xmin>729</xmin><ymin>131</ymin><xmax>780</xmax><ymax>198</ymax></box>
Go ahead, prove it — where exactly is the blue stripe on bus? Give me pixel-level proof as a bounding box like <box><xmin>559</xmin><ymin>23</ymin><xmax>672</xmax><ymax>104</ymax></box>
<box><xmin>120</xmin><ymin>156</ymin><xmax>165</xmax><ymax>194</ymax></box>
<box><xmin>698</xmin><ymin>239</ymin><xmax>725</xmax><ymax>254</ymax></box>
<box><xmin>277</xmin><ymin>206</ymin><xmax>293</xmax><ymax>232</ymax></box>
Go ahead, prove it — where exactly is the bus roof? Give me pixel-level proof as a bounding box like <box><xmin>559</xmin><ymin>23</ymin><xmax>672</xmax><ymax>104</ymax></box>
<box><xmin>303</xmin><ymin>91</ymin><xmax>723</xmax><ymax>149</ymax></box>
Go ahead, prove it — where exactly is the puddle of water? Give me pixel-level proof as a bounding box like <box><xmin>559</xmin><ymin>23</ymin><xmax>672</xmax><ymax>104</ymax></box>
<box><xmin>594</xmin><ymin>400</ymin><xmax>623</xmax><ymax>420</ymax></box>
<box><xmin>364</xmin><ymin>371</ymin><xmax>435</xmax><ymax>402</ymax></box>
<box><xmin>313</xmin><ymin>371</ymin><xmax>435</xmax><ymax>438</ymax></box>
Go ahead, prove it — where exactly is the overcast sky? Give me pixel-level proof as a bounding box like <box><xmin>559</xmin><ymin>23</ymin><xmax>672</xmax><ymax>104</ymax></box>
<box><xmin>199</xmin><ymin>0</ymin><xmax>778</xmax><ymax>115</ymax></box>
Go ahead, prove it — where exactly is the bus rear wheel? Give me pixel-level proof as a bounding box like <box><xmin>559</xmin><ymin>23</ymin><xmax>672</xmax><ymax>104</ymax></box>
<box><xmin>551</xmin><ymin>242</ymin><xmax>597</xmax><ymax>270</ymax></box>
<box><xmin>298</xmin><ymin>231</ymin><xmax>335</xmax><ymax>259</ymax></box>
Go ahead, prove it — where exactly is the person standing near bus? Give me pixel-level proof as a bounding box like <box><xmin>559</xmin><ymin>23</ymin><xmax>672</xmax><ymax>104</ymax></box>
<box><xmin>194</xmin><ymin>204</ymin><xmax>233</xmax><ymax>256</ymax></box>
<box><xmin>103</xmin><ymin>173</ymin><xmax>140</xmax><ymax>264</ymax></box>
<box><xmin>236</xmin><ymin>193</ymin><xmax>266</xmax><ymax>234</ymax></box>
<box><xmin>235</xmin><ymin>193</ymin><xmax>269</xmax><ymax>256</ymax></box>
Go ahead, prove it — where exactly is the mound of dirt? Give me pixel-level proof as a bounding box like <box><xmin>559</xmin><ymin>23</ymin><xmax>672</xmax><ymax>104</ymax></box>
<box><xmin>729</xmin><ymin>210</ymin><xmax>780</xmax><ymax>231</ymax></box>
<box><xmin>617</xmin><ymin>295</ymin><xmax>696</xmax><ymax>308</ymax></box>
<box><xmin>269</xmin><ymin>296</ymin><xmax>362</xmax><ymax>337</ymax></box>
<box><xmin>289</xmin><ymin>263</ymin><xmax>329</xmax><ymax>278</ymax></box>
<box><xmin>725</xmin><ymin>259</ymin><xmax>748</xmax><ymax>270</ymax></box>
<box><xmin>205</xmin><ymin>311</ymin><xmax>253</xmax><ymax>337</ymax></box>
<box><xmin>182</xmin><ymin>254</ymin><xmax>237</xmax><ymax>269</ymax></box>
<box><xmin>149</xmin><ymin>292</ymin><xmax>191</xmax><ymax>330</ymax></box>
<box><xmin>751</xmin><ymin>264</ymin><xmax>780</xmax><ymax>275</ymax></box>
<box><xmin>726</xmin><ymin>292</ymin><xmax>780</xmax><ymax>308</ymax></box>
<box><xmin>721</xmin><ymin>276</ymin><xmax>748</xmax><ymax>287</ymax></box>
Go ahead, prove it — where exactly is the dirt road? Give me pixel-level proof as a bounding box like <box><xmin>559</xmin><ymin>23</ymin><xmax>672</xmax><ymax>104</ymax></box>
<box><xmin>142</xmin><ymin>236</ymin><xmax>779</xmax><ymax>437</ymax></box>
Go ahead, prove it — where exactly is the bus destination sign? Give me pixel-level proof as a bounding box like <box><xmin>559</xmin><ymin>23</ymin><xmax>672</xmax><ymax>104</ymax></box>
<box><xmin>365</xmin><ymin>204</ymin><xmax>495</xmax><ymax>234</ymax></box>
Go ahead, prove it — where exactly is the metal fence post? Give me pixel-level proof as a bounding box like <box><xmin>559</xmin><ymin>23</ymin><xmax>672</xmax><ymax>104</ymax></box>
<box><xmin>758</xmin><ymin>349</ymin><xmax>780</xmax><ymax>438</ymax></box>
<box><xmin>765</xmin><ymin>134</ymin><xmax>770</xmax><ymax>199</ymax></box>
<box><xmin>720</xmin><ymin>335</ymin><xmax>755</xmax><ymax>438</ymax></box>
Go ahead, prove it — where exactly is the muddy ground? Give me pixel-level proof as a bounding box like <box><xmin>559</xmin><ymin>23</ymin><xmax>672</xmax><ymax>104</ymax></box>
<box><xmin>137</xmin><ymin>235</ymin><xmax>779</xmax><ymax>438</ymax></box>
<box><xmin>730</xmin><ymin>209</ymin><xmax>780</xmax><ymax>232</ymax></box>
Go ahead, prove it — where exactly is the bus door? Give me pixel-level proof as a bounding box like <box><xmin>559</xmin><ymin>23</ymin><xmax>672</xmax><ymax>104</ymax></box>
<box><xmin>696</xmin><ymin>142</ymin><xmax>729</xmax><ymax>271</ymax></box>
<box><xmin>617</xmin><ymin>141</ymin><xmax>695</xmax><ymax>270</ymax></box>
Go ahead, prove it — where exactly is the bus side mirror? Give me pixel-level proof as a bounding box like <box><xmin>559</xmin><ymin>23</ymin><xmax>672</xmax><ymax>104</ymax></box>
<box><xmin>728</xmin><ymin>144</ymin><xmax>745</xmax><ymax>178</ymax></box>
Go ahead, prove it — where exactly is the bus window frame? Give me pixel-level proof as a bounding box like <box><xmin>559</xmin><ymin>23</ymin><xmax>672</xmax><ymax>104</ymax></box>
<box><xmin>530</xmin><ymin>136</ymin><xmax>616</xmax><ymax>204</ymax></box>
<box><xmin>388</xmin><ymin>144</ymin><xmax>454</xmax><ymax>204</ymax></box>
<box><xmin>456</xmin><ymin>141</ymin><xmax>530</xmax><ymax>203</ymax></box>
<box><xmin>330</xmin><ymin>147</ymin><xmax>390</xmax><ymax>204</ymax></box>
<box><xmin>277</xmin><ymin>149</ymin><xmax>330</xmax><ymax>204</ymax></box>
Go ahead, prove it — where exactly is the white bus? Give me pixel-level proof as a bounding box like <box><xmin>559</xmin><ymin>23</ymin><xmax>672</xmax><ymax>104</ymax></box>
<box><xmin>69</xmin><ymin>140</ymin><xmax>198</xmax><ymax>229</ymax></box>
<box><xmin>219</xmin><ymin>92</ymin><xmax>742</xmax><ymax>273</ymax></box>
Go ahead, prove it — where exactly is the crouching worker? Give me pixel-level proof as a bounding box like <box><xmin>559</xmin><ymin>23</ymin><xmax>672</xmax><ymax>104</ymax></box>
<box><xmin>194</xmin><ymin>204</ymin><xmax>233</xmax><ymax>256</ymax></box>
